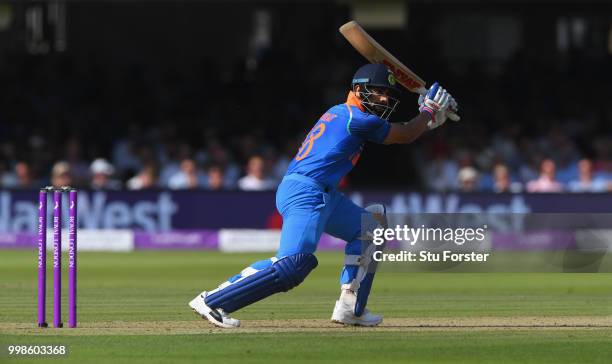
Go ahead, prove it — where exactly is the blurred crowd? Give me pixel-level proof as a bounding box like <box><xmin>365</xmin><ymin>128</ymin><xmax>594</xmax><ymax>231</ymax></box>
<box><xmin>2</xmin><ymin>120</ymin><xmax>610</xmax><ymax>193</ymax></box>
<box><xmin>0</xmin><ymin>137</ymin><xmax>294</xmax><ymax>192</ymax></box>
<box><xmin>3</xmin><ymin>141</ymin><xmax>610</xmax><ymax>193</ymax></box>
<box><xmin>419</xmin><ymin>139</ymin><xmax>612</xmax><ymax>193</ymax></box>
<box><xmin>0</xmin><ymin>19</ymin><xmax>610</xmax><ymax>193</ymax></box>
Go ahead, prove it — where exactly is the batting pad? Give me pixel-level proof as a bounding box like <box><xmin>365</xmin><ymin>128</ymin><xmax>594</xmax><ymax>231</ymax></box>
<box><xmin>205</xmin><ymin>253</ymin><xmax>318</xmax><ymax>313</ymax></box>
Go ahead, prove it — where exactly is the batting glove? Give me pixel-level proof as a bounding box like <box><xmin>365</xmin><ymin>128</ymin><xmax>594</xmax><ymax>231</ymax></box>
<box><xmin>418</xmin><ymin>82</ymin><xmax>456</xmax><ymax>129</ymax></box>
<box><xmin>448</xmin><ymin>97</ymin><xmax>459</xmax><ymax>118</ymax></box>
<box><xmin>422</xmin><ymin>94</ymin><xmax>460</xmax><ymax>122</ymax></box>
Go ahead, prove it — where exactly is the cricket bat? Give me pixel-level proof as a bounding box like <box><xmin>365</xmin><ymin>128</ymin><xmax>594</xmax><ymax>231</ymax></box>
<box><xmin>339</xmin><ymin>20</ymin><xmax>459</xmax><ymax>121</ymax></box>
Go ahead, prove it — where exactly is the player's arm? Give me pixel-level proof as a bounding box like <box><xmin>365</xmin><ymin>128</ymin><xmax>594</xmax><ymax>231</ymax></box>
<box><xmin>383</xmin><ymin>112</ymin><xmax>430</xmax><ymax>145</ymax></box>
<box><xmin>384</xmin><ymin>82</ymin><xmax>457</xmax><ymax>145</ymax></box>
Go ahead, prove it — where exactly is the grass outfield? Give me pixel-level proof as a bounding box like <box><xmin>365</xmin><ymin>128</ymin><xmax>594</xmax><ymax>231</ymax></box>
<box><xmin>1</xmin><ymin>250</ymin><xmax>611</xmax><ymax>363</ymax></box>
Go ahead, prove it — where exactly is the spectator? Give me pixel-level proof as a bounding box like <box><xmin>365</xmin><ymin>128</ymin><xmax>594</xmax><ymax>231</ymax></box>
<box><xmin>64</xmin><ymin>139</ymin><xmax>90</xmax><ymax>186</ymax></box>
<box><xmin>457</xmin><ymin>166</ymin><xmax>479</xmax><ymax>192</ymax></box>
<box><xmin>90</xmin><ymin>158</ymin><xmax>122</xmax><ymax>190</ymax></box>
<box><xmin>517</xmin><ymin>139</ymin><xmax>540</xmax><ymax>183</ymax></box>
<box><xmin>167</xmin><ymin>159</ymin><xmax>206</xmax><ymax>189</ymax></box>
<box><xmin>127</xmin><ymin>164</ymin><xmax>158</xmax><ymax>190</ymax></box>
<box><xmin>423</xmin><ymin>150</ymin><xmax>458</xmax><ymax>192</ymax></box>
<box><xmin>159</xmin><ymin>142</ymin><xmax>192</xmax><ymax>187</ymax></box>
<box><xmin>112</xmin><ymin>125</ymin><xmax>144</xmax><ymax>174</ymax></box>
<box><xmin>273</xmin><ymin>139</ymin><xmax>299</xmax><ymax>182</ymax></box>
<box><xmin>567</xmin><ymin>159</ymin><xmax>606</xmax><ymax>192</ymax></box>
<box><xmin>206</xmin><ymin>165</ymin><xmax>226</xmax><ymax>191</ymax></box>
<box><xmin>51</xmin><ymin>161</ymin><xmax>72</xmax><ymax>188</ymax></box>
<box><xmin>0</xmin><ymin>160</ymin><xmax>18</xmax><ymax>188</ymax></box>
<box><xmin>1</xmin><ymin>161</ymin><xmax>39</xmax><ymax>189</ymax></box>
<box><xmin>526</xmin><ymin>159</ymin><xmax>563</xmax><ymax>193</ymax></box>
<box><xmin>238</xmin><ymin>155</ymin><xmax>277</xmax><ymax>191</ymax></box>
<box><xmin>16</xmin><ymin>162</ymin><xmax>39</xmax><ymax>189</ymax></box>
<box><xmin>205</xmin><ymin>141</ymin><xmax>240</xmax><ymax>188</ymax></box>
<box><xmin>492</xmin><ymin>164</ymin><xmax>522</xmax><ymax>193</ymax></box>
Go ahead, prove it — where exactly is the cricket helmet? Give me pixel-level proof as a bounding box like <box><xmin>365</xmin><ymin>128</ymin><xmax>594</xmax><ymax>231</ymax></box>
<box><xmin>351</xmin><ymin>64</ymin><xmax>401</xmax><ymax>120</ymax></box>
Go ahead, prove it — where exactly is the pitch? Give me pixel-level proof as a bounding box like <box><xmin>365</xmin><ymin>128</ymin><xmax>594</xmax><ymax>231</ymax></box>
<box><xmin>1</xmin><ymin>251</ymin><xmax>611</xmax><ymax>363</ymax></box>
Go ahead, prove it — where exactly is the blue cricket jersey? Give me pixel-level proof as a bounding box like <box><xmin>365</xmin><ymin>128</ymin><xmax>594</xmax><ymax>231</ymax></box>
<box><xmin>285</xmin><ymin>92</ymin><xmax>391</xmax><ymax>188</ymax></box>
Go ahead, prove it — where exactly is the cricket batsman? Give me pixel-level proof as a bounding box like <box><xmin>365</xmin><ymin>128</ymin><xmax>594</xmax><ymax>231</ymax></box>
<box><xmin>189</xmin><ymin>64</ymin><xmax>458</xmax><ymax>328</ymax></box>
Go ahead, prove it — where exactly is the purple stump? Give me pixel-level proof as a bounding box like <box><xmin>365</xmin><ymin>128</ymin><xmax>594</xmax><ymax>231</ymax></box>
<box><xmin>68</xmin><ymin>190</ymin><xmax>77</xmax><ymax>328</ymax></box>
<box><xmin>37</xmin><ymin>189</ymin><xmax>48</xmax><ymax>328</ymax></box>
<box><xmin>53</xmin><ymin>190</ymin><xmax>62</xmax><ymax>328</ymax></box>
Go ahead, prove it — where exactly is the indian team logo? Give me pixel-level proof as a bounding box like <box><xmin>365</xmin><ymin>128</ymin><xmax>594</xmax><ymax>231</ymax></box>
<box><xmin>388</xmin><ymin>72</ymin><xmax>396</xmax><ymax>86</ymax></box>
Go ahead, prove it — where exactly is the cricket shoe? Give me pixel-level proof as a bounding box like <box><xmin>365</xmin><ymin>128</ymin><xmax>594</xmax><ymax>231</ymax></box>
<box><xmin>189</xmin><ymin>291</ymin><xmax>240</xmax><ymax>329</ymax></box>
<box><xmin>331</xmin><ymin>290</ymin><xmax>382</xmax><ymax>327</ymax></box>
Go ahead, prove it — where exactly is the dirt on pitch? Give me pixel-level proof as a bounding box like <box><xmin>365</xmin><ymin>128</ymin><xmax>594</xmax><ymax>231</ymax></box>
<box><xmin>2</xmin><ymin>316</ymin><xmax>612</xmax><ymax>336</ymax></box>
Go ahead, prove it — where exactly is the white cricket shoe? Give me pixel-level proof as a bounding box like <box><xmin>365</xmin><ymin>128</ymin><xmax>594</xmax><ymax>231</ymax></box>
<box><xmin>331</xmin><ymin>289</ymin><xmax>382</xmax><ymax>327</ymax></box>
<box><xmin>189</xmin><ymin>291</ymin><xmax>240</xmax><ymax>329</ymax></box>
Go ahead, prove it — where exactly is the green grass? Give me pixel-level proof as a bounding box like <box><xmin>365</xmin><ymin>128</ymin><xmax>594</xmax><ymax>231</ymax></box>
<box><xmin>3</xmin><ymin>331</ymin><xmax>612</xmax><ymax>364</ymax></box>
<box><xmin>1</xmin><ymin>250</ymin><xmax>611</xmax><ymax>363</ymax></box>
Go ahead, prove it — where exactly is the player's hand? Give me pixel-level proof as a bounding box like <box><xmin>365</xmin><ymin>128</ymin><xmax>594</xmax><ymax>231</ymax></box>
<box><xmin>418</xmin><ymin>82</ymin><xmax>456</xmax><ymax>129</ymax></box>
<box><xmin>421</xmin><ymin>94</ymin><xmax>460</xmax><ymax>122</ymax></box>
<box><xmin>418</xmin><ymin>84</ymin><xmax>459</xmax><ymax>112</ymax></box>
<box><xmin>448</xmin><ymin>96</ymin><xmax>459</xmax><ymax>117</ymax></box>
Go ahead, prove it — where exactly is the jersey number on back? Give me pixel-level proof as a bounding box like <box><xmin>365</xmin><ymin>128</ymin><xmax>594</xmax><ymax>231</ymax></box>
<box><xmin>296</xmin><ymin>122</ymin><xmax>325</xmax><ymax>161</ymax></box>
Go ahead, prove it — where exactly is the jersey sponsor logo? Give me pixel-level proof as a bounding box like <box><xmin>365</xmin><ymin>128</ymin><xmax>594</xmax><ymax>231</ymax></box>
<box><xmin>320</xmin><ymin>112</ymin><xmax>337</xmax><ymax>122</ymax></box>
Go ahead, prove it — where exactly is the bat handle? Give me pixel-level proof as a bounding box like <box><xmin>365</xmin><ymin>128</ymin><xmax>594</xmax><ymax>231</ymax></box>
<box><xmin>447</xmin><ymin>110</ymin><xmax>461</xmax><ymax>122</ymax></box>
<box><xmin>418</xmin><ymin>87</ymin><xmax>461</xmax><ymax>122</ymax></box>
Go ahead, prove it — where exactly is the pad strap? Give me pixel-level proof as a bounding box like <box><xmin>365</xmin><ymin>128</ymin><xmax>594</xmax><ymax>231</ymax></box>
<box><xmin>344</xmin><ymin>255</ymin><xmax>361</xmax><ymax>266</ymax></box>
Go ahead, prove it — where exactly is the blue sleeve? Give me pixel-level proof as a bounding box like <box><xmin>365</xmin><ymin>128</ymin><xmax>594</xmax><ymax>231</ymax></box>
<box><xmin>347</xmin><ymin>109</ymin><xmax>391</xmax><ymax>144</ymax></box>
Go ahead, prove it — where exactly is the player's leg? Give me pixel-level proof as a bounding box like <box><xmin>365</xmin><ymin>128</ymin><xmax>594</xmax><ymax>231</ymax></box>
<box><xmin>188</xmin><ymin>257</ymin><xmax>281</xmax><ymax>327</ymax></box>
<box><xmin>189</xmin><ymin>178</ymin><xmax>330</xmax><ymax>328</ymax></box>
<box><xmin>202</xmin><ymin>206</ymin><xmax>324</xmax><ymax>312</ymax></box>
<box><xmin>324</xmin><ymin>193</ymin><xmax>387</xmax><ymax>326</ymax></box>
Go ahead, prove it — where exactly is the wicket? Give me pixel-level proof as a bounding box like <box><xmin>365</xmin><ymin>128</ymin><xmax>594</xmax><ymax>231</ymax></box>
<box><xmin>37</xmin><ymin>186</ymin><xmax>78</xmax><ymax>328</ymax></box>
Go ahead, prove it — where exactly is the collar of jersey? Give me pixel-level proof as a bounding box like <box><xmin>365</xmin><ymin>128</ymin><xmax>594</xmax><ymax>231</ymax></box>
<box><xmin>345</xmin><ymin>91</ymin><xmax>366</xmax><ymax>112</ymax></box>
